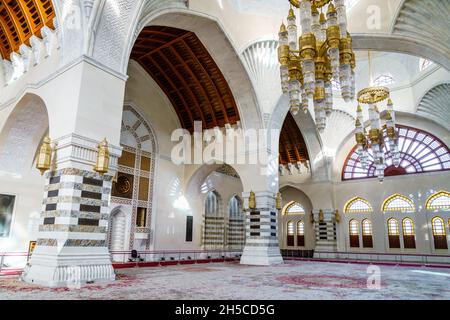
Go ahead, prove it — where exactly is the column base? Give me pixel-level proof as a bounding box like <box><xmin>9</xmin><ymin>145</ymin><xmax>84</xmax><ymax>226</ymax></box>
<box><xmin>21</xmin><ymin>247</ymin><xmax>115</xmax><ymax>288</ymax></box>
<box><xmin>240</xmin><ymin>246</ymin><xmax>284</xmax><ymax>266</ymax></box>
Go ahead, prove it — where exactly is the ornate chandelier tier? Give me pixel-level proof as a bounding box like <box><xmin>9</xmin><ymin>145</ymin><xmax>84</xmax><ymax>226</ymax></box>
<box><xmin>354</xmin><ymin>52</ymin><xmax>400</xmax><ymax>182</ymax></box>
<box><xmin>278</xmin><ymin>0</ymin><xmax>356</xmax><ymax>132</ymax></box>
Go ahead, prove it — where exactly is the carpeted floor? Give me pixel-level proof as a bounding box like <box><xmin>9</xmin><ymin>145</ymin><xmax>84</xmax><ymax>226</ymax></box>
<box><xmin>1</xmin><ymin>260</ymin><xmax>450</xmax><ymax>300</ymax></box>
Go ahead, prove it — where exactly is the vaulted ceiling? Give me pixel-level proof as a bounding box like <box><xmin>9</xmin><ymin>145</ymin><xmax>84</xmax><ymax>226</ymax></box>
<box><xmin>131</xmin><ymin>26</ymin><xmax>240</xmax><ymax>132</ymax></box>
<box><xmin>279</xmin><ymin>113</ymin><xmax>309</xmax><ymax>165</ymax></box>
<box><xmin>0</xmin><ymin>0</ymin><xmax>55</xmax><ymax>59</ymax></box>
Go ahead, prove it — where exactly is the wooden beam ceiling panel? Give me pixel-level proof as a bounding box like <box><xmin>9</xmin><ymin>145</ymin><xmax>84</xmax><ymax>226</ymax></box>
<box><xmin>0</xmin><ymin>0</ymin><xmax>55</xmax><ymax>59</ymax></box>
<box><xmin>279</xmin><ymin>113</ymin><xmax>310</xmax><ymax>165</ymax></box>
<box><xmin>131</xmin><ymin>26</ymin><xmax>240</xmax><ymax>133</ymax></box>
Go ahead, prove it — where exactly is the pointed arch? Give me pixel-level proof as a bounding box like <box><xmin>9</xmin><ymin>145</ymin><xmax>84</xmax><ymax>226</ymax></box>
<box><xmin>344</xmin><ymin>197</ymin><xmax>373</xmax><ymax>213</ymax></box>
<box><xmin>382</xmin><ymin>194</ymin><xmax>415</xmax><ymax>213</ymax></box>
<box><xmin>426</xmin><ymin>190</ymin><xmax>450</xmax><ymax>210</ymax></box>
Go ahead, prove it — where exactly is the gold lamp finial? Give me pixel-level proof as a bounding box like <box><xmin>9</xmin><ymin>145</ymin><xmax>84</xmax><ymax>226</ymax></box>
<box><xmin>276</xmin><ymin>192</ymin><xmax>282</xmax><ymax>210</ymax></box>
<box><xmin>248</xmin><ymin>191</ymin><xmax>256</xmax><ymax>210</ymax></box>
<box><xmin>36</xmin><ymin>136</ymin><xmax>52</xmax><ymax>175</ymax></box>
<box><xmin>94</xmin><ymin>138</ymin><xmax>110</xmax><ymax>175</ymax></box>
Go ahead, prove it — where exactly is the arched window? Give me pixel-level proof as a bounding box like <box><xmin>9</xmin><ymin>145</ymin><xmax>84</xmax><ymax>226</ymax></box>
<box><xmin>342</xmin><ymin>125</ymin><xmax>450</xmax><ymax>181</ymax></box>
<box><xmin>283</xmin><ymin>201</ymin><xmax>305</xmax><ymax>215</ymax></box>
<box><xmin>344</xmin><ymin>197</ymin><xmax>373</xmax><ymax>213</ymax></box>
<box><xmin>419</xmin><ymin>58</ymin><xmax>433</xmax><ymax>72</ymax></box>
<box><xmin>382</xmin><ymin>194</ymin><xmax>415</xmax><ymax>212</ymax></box>
<box><xmin>349</xmin><ymin>220</ymin><xmax>360</xmax><ymax>248</ymax></box>
<box><xmin>387</xmin><ymin>218</ymin><xmax>401</xmax><ymax>248</ymax></box>
<box><xmin>402</xmin><ymin>218</ymin><xmax>416</xmax><ymax>249</ymax></box>
<box><xmin>227</xmin><ymin>195</ymin><xmax>245</xmax><ymax>249</ymax></box>
<box><xmin>205</xmin><ymin>191</ymin><xmax>220</xmax><ymax>216</ymax></box>
<box><xmin>373</xmin><ymin>74</ymin><xmax>395</xmax><ymax>87</ymax></box>
<box><xmin>362</xmin><ymin>219</ymin><xmax>373</xmax><ymax>248</ymax></box>
<box><xmin>228</xmin><ymin>196</ymin><xmax>242</xmax><ymax>217</ymax></box>
<box><xmin>426</xmin><ymin>191</ymin><xmax>450</xmax><ymax>210</ymax></box>
<box><xmin>287</xmin><ymin>221</ymin><xmax>295</xmax><ymax>247</ymax></box>
<box><xmin>432</xmin><ymin>217</ymin><xmax>448</xmax><ymax>250</ymax></box>
<box><xmin>297</xmin><ymin>221</ymin><xmax>305</xmax><ymax>247</ymax></box>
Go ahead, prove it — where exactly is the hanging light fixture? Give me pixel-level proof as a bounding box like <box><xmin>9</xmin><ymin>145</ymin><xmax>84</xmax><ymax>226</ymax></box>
<box><xmin>278</xmin><ymin>0</ymin><xmax>356</xmax><ymax>132</ymax></box>
<box><xmin>36</xmin><ymin>136</ymin><xmax>52</xmax><ymax>175</ymax></box>
<box><xmin>354</xmin><ymin>51</ymin><xmax>400</xmax><ymax>183</ymax></box>
<box><xmin>93</xmin><ymin>138</ymin><xmax>110</xmax><ymax>175</ymax></box>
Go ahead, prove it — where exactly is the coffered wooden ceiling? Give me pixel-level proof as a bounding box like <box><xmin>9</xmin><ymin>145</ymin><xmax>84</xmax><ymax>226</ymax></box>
<box><xmin>279</xmin><ymin>113</ymin><xmax>309</xmax><ymax>165</ymax></box>
<box><xmin>0</xmin><ymin>0</ymin><xmax>55</xmax><ymax>59</ymax></box>
<box><xmin>131</xmin><ymin>26</ymin><xmax>240</xmax><ymax>132</ymax></box>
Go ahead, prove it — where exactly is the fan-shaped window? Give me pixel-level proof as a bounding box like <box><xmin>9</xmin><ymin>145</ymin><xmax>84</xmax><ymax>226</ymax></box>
<box><xmin>419</xmin><ymin>58</ymin><xmax>433</xmax><ymax>72</ymax></box>
<box><xmin>432</xmin><ymin>217</ymin><xmax>448</xmax><ymax>250</ymax></box>
<box><xmin>383</xmin><ymin>194</ymin><xmax>415</xmax><ymax>212</ymax></box>
<box><xmin>228</xmin><ymin>196</ymin><xmax>242</xmax><ymax>217</ymax></box>
<box><xmin>373</xmin><ymin>74</ymin><xmax>395</xmax><ymax>87</ymax></box>
<box><xmin>342</xmin><ymin>125</ymin><xmax>450</xmax><ymax>181</ymax></box>
<box><xmin>426</xmin><ymin>191</ymin><xmax>450</xmax><ymax>210</ymax></box>
<box><xmin>344</xmin><ymin>197</ymin><xmax>373</xmax><ymax>213</ymax></box>
<box><xmin>205</xmin><ymin>191</ymin><xmax>220</xmax><ymax>216</ymax></box>
<box><xmin>284</xmin><ymin>202</ymin><xmax>305</xmax><ymax>215</ymax></box>
<box><xmin>387</xmin><ymin>218</ymin><xmax>400</xmax><ymax>248</ymax></box>
<box><xmin>362</xmin><ymin>219</ymin><xmax>373</xmax><ymax>248</ymax></box>
<box><xmin>297</xmin><ymin>221</ymin><xmax>305</xmax><ymax>247</ymax></box>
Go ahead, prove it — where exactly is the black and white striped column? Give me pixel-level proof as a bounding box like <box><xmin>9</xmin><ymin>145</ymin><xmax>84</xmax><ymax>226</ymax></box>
<box><xmin>22</xmin><ymin>134</ymin><xmax>121</xmax><ymax>287</ymax></box>
<box><xmin>240</xmin><ymin>191</ymin><xmax>283</xmax><ymax>265</ymax></box>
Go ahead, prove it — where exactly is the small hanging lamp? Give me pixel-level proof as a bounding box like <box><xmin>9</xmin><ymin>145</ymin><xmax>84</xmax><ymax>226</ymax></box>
<box><xmin>248</xmin><ymin>191</ymin><xmax>256</xmax><ymax>210</ymax></box>
<box><xmin>94</xmin><ymin>138</ymin><xmax>110</xmax><ymax>175</ymax></box>
<box><xmin>36</xmin><ymin>136</ymin><xmax>52</xmax><ymax>175</ymax></box>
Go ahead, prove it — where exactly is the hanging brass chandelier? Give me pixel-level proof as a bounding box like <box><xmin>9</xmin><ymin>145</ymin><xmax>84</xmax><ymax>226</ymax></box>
<box><xmin>278</xmin><ymin>0</ymin><xmax>356</xmax><ymax>132</ymax></box>
<box><xmin>354</xmin><ymin>51</ymin><xmax>400</xmax><ymax>182</ymax></box>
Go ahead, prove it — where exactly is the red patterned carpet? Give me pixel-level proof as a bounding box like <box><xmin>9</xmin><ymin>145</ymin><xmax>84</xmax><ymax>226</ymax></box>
<box><xmin>1</xmin><ymin>260</ymin><xmax>449</xmax><ymax>300</ymax></box>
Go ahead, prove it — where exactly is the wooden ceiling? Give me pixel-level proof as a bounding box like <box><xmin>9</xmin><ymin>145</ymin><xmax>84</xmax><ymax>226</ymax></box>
<box><xmin>0</xmin><ymin>0</ymin><xmax>55</xmax><ymax>59</ymax></box>
<box><xmin>131</xmin><ymin>26</ymin><xmax>240</xmax><ymax>132</ymax></box>
<box><xmin>279</xmin><ymin>113</ymin><xmax>309</xmax><ymax>165</ymax></box>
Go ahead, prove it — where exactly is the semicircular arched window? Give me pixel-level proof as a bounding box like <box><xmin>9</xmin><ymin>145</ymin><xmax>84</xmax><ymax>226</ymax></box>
<box><xmin>283</xmin><ymin>201</ymin><xmax>305</xmax><ymax>215</ymax></box>
<box><xmin>344</xmin><ymin>197</ymin><xmax>373</xmax><ymax>213</ymax></box>
<box><xmin>382</xmin><ymin>194</ymin><xmax>415</xmax><ymax>212</ymax></box>
<box><xmin>426</xmin><ymin>191</ymin><xmax>450</xmax><ymax>210</ymax></box>
<box><xmin>343</xmin><ymin>125</ymin><xmax>450</xmax><ymax>181</ymax></box>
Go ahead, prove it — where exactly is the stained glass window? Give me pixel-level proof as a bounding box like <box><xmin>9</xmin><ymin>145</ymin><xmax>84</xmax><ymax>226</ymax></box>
<box><xmin>0</xmin><ymin>195</ymin><xmax>15</xmax><ymax>238</ymax></box>
<box><xmin>284</xmin><ymin>202</ymin><xmax>305</xmax><ymax>215</ymax></box>
<box><xmin>349</xmin><ymin>220</ymin><xmax>359</xmax><ymax>235</ymax></box>
<box><xmin>205</xmin><ymin>191</ymin><xmax>219</xmax><ymax>216</ymax></box>
<box><xmin>383</xmin><ymin>194</ymin><xmax>415</xmax><ymax>212</ymax></box>
<box><xmin>343</xmin><ymin>125</ymin><xmax>450</xmax><ymax>181</ymax></box>
<box><xmin>402</xmin><ymin>218</ymin><xmax>415</xmax><ymax>236</ymax></box>
<box><xmin>388</xmin><ymin>218</ymin><xmax>400</xmax><ymax>235</ymax></box>
<box><xmin>362</xmin><ymin>219</ymin><xmax>372</xmax><ymax>235</ymax></box>
<box><xmin>432</xmin><ymin>217</ymin><xmax>446</xmax><ymax>236</ymax></box>
<box><xmin>426</xmin><ymin>191</ymin><xmax>450</xmax><ymax>210</ymax></box>
<box><xmin>344</xmin><ymin>197</ymin><xmax>373</xmax><ymax>213</ymax></box>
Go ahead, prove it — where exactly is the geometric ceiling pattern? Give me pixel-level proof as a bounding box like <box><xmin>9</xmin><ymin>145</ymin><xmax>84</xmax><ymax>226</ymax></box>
<box><xmin>417</xmin><ymin>83</ymin><xmax>450</xmax><ymax>130</ymax></box>
<box><xmin>343</xmin><ymin>125</ymin><xmax>450</xmax><ymax>181</ymax></box>
<box><xmin>131</xmin><ymin>26</ymin><xmax>240</xmax><ymax>132</ymax></box>
<box><xmin>279</xmin><ymin>113</ymin><xmax>309</xmax><ymax>165</ymax></box>
<box><xmin>0</xmin><ymin>0</ymin><xmax>55</xmax><ymax>59</ymax></box>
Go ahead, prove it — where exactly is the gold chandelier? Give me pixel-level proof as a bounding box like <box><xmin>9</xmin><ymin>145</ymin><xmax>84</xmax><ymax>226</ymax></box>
<box><xmin>278</xmin><ymin>0</ymin><xmax>356</xmax><ymax>132</ymax></box>
<box><xmin>354</xmin><ymin>51</ymin><xmax>399</xmax><ymax>182</ymax></box>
